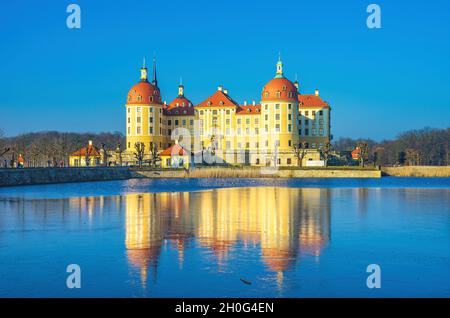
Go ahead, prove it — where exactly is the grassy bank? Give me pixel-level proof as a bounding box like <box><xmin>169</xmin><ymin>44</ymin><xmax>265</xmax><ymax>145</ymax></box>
<box><xmin>133</xmin><ymin>166</ymin><xmax>381</xmax><ymax>178</ymax></box>
<box><xmin>382</xmin><ymin>166</ymin><xmax>450</xmax><ymax>177</ymax></box>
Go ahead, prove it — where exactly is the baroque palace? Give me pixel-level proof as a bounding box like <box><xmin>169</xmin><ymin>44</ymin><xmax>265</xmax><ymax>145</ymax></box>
<box><xmin>123</xmin><ymin>57</ymin><xmax>331</xmax><ymax>167</ymax></box>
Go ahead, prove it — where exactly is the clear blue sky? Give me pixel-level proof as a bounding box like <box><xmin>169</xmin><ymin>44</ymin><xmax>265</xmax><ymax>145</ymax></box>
<box><xmin>0</xmin><ymin>0</ymin><xmax>449</xmax><ymax>140</ymax></box>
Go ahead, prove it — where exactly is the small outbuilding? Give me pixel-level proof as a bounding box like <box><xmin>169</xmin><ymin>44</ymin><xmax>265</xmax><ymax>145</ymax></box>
<box><xmin>69</xmin><ymin>140</ymin><xmax>103</xmax><ymax>167</ymax></box>
<box><xmin>160</xmin><ymin>143</ymin><xmax>190</xmax><ymax>169</ymax></box>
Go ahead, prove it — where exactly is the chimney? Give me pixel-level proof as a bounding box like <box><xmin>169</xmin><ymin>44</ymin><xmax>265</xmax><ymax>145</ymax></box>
<box><xmin>88</xmin><ymin>140</ymin><xmax>93</xmax><ymax>146</ymax></box>
<box><xmin>252</xmin><ymin>100</ymin><xmax>256</xmax><ymax>106</ymax></box>
<box><xmin>217</xmin><ymin>85</ymin><xmax>223</xmax><ymax>92</ymax></box>
<box><xmin>223</xmin><ymin>88</ymin><xmax>228</xmax><ymax>95</ymax></box>
<box><xmin>315</xmin><ymin>89</ymin><xmax>319</xmax><ymax>96</ymax></box>
<box><xmin>244</xmin><ymin>100</ymin><xmax>247</xmax><ymax>106</ymax></box>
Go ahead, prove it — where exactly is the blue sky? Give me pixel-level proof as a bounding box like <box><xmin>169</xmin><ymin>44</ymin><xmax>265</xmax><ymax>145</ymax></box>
<box><xmin>0</xmin><ymin>0</ymin><xmax>449</xmax><ymax>140</ymax></box>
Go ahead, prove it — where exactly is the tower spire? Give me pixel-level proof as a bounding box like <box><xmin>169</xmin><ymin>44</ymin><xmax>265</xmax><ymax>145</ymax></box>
<box><xmin>275</xmin><ymin>53</ymin><xmax>283</xmax><ymax>78</ymax></box>
<box><xmin>140</xmin><ymin>57</ymin><xmax>148</xmax><ymax>81</ymax></box>
<box><xmin>178</xmin><ymin>77</ymin><xmax>184</xmax><ymax>96</ymax></box>
<box><xmin>152</xmin><ymin>57</ymin><xmax>158</xmax><ymax>87</ymax></box>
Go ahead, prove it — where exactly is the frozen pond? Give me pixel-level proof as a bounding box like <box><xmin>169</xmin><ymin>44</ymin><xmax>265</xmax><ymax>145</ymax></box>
<box><xmin>0</xmin><ymin>178</ymin><xmax>449</xmax><ymax>297</ymax></box>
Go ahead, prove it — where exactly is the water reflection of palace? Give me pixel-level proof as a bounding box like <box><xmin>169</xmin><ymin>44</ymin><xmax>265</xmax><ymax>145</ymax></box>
<box><xmin>125</xmin><ymin>187</ymin><xmax>331</xmax><ymax>285</ymax></box>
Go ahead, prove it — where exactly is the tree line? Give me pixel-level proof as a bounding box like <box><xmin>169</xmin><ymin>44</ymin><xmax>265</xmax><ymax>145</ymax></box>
<box><xmin>333</xmin><ymin>127</ymin><xmax>450</xmax><ymax>166</ymax></box>
<box><xmin>0</xmin><ymin>130</ymin><xmax>125</xmax><ymax>167</ymax></box>
<box><xmin>0</xmin><ymin>127</ymin><xmax>448</xmax><ymax>168</ymax></box>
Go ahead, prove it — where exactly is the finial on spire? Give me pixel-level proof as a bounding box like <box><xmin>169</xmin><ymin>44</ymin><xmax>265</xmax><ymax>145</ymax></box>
<box><xmin>294</xmin><ymin>73</ymin><xmax>299</xmax><ymax>91</ymax></box>
<box><xmin>278</xmin><ymin>51</ymin><xmax>281</xmax><ymax>62</ymax></box>
<box><xmin>180</xmin><ymin>77</ymin><xmax>183</xmax><ymax>86</ymax></box>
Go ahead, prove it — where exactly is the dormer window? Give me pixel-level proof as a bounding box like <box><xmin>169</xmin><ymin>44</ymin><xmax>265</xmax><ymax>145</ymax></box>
<box><xmin>183</xmin><ymin>110</ymin><xmax>187</xmax><ymax>114</ymax></box>
<box><xmin>182</xmin><ymin>102</ymin><xmax>185</xmax><ymax>106</ymax></box>
<box><xmin>265</xmin><ymin>92</ymin><xmax>269</xmax><ymax>98</ymax></box>
<box><xmin>207</xmin><ymin>101</ymin><xmax>212</xmax><ymax>106</ymax></box>
<box><xmin>137</xmin><ymin>95</ymin><xmax>142</xmax><ymax>101</ymax></box>
<box><xmin>150</xmin><ymin>96</ymin><xmax>153</xmax><ymax>102</ymax></box>
<box><xmin>176</xmin><ymin>103</ymin><xmax>179</xmax><ymax>106</ymax></box>
<box><xmin>282</xmin><ymin>85</ymin><xmax>287</xmax><ymax>91</ymax></box>
<box><xmin>276</xmin><ymin>91</ymin><xmax>281</xmax><ymax>98</ymax></box>
<box><xmin>288</xmin><ymin>92</ymin><xmax>293</xmax><ymax>98</ymax></box>
<box><xmin>219</xmin><ymin>101</ymin><xmax>224</xmax><ymax>105</ymax></box>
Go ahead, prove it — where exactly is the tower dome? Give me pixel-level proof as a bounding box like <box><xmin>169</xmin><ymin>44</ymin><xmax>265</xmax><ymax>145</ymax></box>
<box><xmin>126</xmin><ymin>59</ymin><xmax>162</xmax><ymax>105</ymax></box>
<box><xmin>261</xmin><ymin>57</ymin><xmax>298</xmax><ymax>102</ymax></box>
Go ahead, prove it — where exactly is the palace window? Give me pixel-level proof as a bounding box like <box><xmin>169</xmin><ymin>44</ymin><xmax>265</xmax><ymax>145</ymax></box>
<box><xmin>305</xmin><ymin>111</ymin><xmax>309</xmax><ymax>116</ymax></box>
<box><xmin>305</xmin><ymin>129</ymin><xmax>309</xmax><ymax>136</ymax></box>
<box><xmin>287</xmin><ymin>158</ymin><xmax>292</xmax><ymax>165</ymax></box>
<box><xmin>288</xmin><ymin>124</ymin><xmax>292</xmax><ymax>132</ymax></box>
<box><xmin>246</xmin><ymin>128</ymin><xmax>250</xmax><ymax>135</ymax></box>
<box><xmin>149</xmin><ymin>117</ymin><xmax>153</xmax><ymax>123</ymax></box>
<box><xmin>255</xmin><ymin>128</ymin><xmax>259</xmax><ymax>134</ymax></box>
<box><xmin>226</xmin><ymin>110</ymin><xmax>230</xmax><ymax>115</ymax></box>
<box><xmin>127</xmin><ymin>127</ymin><xmax>130</xmax><ymax>134</ymax></box>
<box><xmin>175</xmin><ymin>120</ymin><xmax>179</xmax><ymax>125</ymax></box>
<box><xmin>237</xmin><ymin>119</ymin><xmax>242</xmax><ymax>124</ymax></box>
<box><xmin>127</xmin><ymin>117</ymin><xmax>130</xmax><ymax>124</ymax></box>
<box><xmin>237</xmin><ymin>128</ymin><xmax>242</xmax><ymax>135</ymax></box>
<box><xmin>168</xmin><ymin>120</ymin><xmax>172</xmax><ymax>126</ymax></box>
<box><xmin>265</xmin><ymin>115</ymin><xmax>268</xmax><ymax>121</ymax></box>
<box><xmin>200</xmin><ymin>110</ymin><xmax>204</xmax><ymax>115</ymax></box>
<box><xmin>275</xmin><ymin>124</ymin><xmax>280</xmax><ymax>132</ymax></box>
<box><xmin>246</xmin><ymin>118</ymin><xmax>250</xmax><ymax>125</ymax></box>
<box><xmin>136</xmin><ymin>126</ymin><xmax>141</xmax><ymax>134</ymax></box>
<box><xmin>226</xmin><ymin>119</ymin><xmax>230</xmax><ymax>125</ymax></box>
<box><xmin>190</xmin><ymin>119</ymin><xmax>194</xmax><ymax>125</ymax></box>
<box><xmin>255</xmin><ymin>118</ymin><xmax>259</xmax><ymax>125</ymax></box>
<box><xmin>213</xmin><ymin>110</ymin><xmax>218</xmax><ymax>115</ymax></box>
<box><xmin>275</xmin><ymin>104</ymin><xmax>280</xmax><ymax>110</ymax></box>
<box><xmin>149</xmin><ymin>127</ymin><xmax>153</xmax><ymax>134</ymax></box>
<box><xmin>226</xmin><ymin>141</ymin><xmax>231</xmax><ymax>148</ymax></box>
<box><xmin>275</xmin><ymin>114</ymin><xmax>280</xmax><ymax>120</ymax></box>
<box><xmin>182</xmin><ymin>119</ymin><xmax>186</xmax><ymax>126</ymax></box>
<box><xmin>276</xmin><ymin>91</ymin><xmax>281</xmax><ymax>98</ymax></box>
<box><xmin>319</xmin><ymin>110</ymin><xmax>323</xmax><ymax>116</ymax></box>
<box><xmin>288</xmin><ymin>104</ymin><xmax>292</xmax><ymax>109</ymax></box>
<box><xmin>288</xmin><ymin>114</ymin><xmax>292</xmax><ymax>120</ymax></box>
<box><xmin>137</xmin><ymin>117</ymin><xmax>141</xmax><ymax>123</ymax></box>
<box><xmin>288</xmin><ymin>140</ymin><xmax>292</xmax><ymax>147</ymax></box>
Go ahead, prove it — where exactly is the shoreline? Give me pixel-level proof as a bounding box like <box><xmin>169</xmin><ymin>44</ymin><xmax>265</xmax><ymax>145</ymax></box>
<box><xmin>0</xmin><ymin>165</ymin><xmax>449</xmax><ymax>187</ymax></box>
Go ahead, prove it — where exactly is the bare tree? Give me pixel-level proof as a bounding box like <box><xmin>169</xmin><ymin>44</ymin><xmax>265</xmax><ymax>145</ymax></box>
<box><xmin>134</xmin><ymin>142</ymin><xmax>145</xmax><ymax>168</ymax></box>
<box><xmin>293</xmin><ymin>141</ymin><xmax>307</xmax><ymax>167</ymax></box>
<box><xmin>357</xmin><ymin>142</ymin><xmax>369</xmax><ymax>167</ymax></box>
<box><xmin>320</xmin><ymin>142</ymin><xmax>332</xmax><ymax>167</ymax></box>
<box><xmin>149</xmin><ymin>143</ymin><xmax>160</xmax><ymax>168</ymax></box>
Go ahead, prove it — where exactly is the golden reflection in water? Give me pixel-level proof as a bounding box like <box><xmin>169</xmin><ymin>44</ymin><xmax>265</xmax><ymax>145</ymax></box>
<box><xmin>125</xmin><ymin>187</ymin><xmax>331</xmax><ymax>286</ymax></box>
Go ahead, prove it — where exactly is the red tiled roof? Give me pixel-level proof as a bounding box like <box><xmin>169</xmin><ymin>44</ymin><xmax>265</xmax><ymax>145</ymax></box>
<box><xmin>70</xmin><ymin>145</ymin><xmax>101</xmax><ymax>157</ymax></box>
<box><xmin>236</xmin><ymin>104</ymin><xmax>261</xmax><ymax>115</ymax></box>
<box><xmin>164</xmin><ymin>95</ymin><xmax>195</xmax><ymax>116</ymax></box>
<box><xmin>298</xmin><ymin>94</ymin><xmax>329</xmax><ymax>108</ymax></box>
<box><xmin>127</xmin><ymin>81</ymin><xmax>163</xmax><ymax>105</ymax></box>
<box><xmin>160</xmin><ymin>144</ymin><xmax>189</xmax><ymax>157</ymax></box>
<box><xmin>261</xmin><ymin>77</ymin><xmax>298</xmax><ymax>102</ymax></box>
<box><xmin>195</xmin><ymin>90</ymin><xmax>239</xmax><ymax>108</ymax></box>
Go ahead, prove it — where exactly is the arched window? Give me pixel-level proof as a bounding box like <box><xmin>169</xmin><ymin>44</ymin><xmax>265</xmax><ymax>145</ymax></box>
<box><xmin>265</xmin><ymin>92</ymin><xmax>269</xmax><ymax>98</ymax></box>
<box><xmin>276</xmin><ymin>91</ymin><xmax>281</xmax><ymax>98</ymax></box>
<box><xmin>282</xmin><ymin>85</ymin><xmax>286</xmax><ymax>91</ymax></box>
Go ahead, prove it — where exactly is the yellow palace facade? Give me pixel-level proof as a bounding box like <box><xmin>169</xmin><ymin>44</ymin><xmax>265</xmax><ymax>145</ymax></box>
<box><xmin>123</xmin><ymin>58</ymin><xmax>331</xmax><ymax>166</ymax></box>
